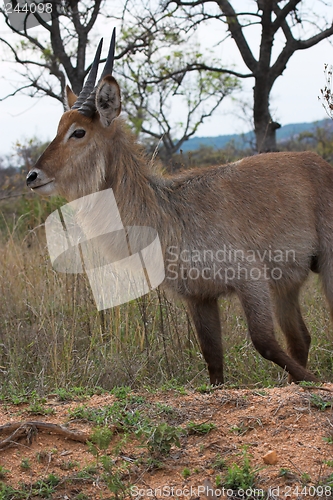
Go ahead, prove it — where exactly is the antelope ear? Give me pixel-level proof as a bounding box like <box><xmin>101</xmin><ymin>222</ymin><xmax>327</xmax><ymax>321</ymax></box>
<box><xmin>66</xmin><ymin>85</ymin><xmax>78</xmax><ymax>108</ymax></box>
<box><xmin>96</xmin><ymin>75</ymin><xmax>121</xmax><ymax>127</ymax></box>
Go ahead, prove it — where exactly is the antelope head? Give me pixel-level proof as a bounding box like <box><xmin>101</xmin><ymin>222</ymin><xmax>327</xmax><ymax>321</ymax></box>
<box><xmin>26</xmin><ymin>29</ymin><xmax>121</xmax><ymax>201</ymax></box>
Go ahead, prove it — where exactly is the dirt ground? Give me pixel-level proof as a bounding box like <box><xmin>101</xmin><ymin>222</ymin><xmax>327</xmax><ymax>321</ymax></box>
<box><xmin>1</xmin><ymin>384</ymin><xmax>333</xmax><ymax>499</ymax></box>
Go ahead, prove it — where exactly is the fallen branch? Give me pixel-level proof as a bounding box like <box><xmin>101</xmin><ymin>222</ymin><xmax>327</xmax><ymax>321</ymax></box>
<box><xmin>0</xmin><ymin>421</ymin><xmax>89</xmax><ymax>451</ymax></box>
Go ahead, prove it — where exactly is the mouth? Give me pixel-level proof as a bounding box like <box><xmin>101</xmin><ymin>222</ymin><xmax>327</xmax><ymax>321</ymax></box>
<box><xmin>31</xmin><ymin>180</ymin><xmax>54</xmax><ymax>190</ymax></box>
<box><xmin>30</xmin><ymin>179</ymin><xmax>56</xmax><ymax>196</ymax></box>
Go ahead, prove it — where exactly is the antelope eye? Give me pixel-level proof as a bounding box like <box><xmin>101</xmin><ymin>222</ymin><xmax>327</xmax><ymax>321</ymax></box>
<box><xmin>71</xmin><ymin>129</ymin><xmax>86</xmax><ymax>139</ymax></box>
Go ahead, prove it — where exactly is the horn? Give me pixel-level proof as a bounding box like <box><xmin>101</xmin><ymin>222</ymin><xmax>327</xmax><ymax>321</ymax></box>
<box><xmin>72</xmin><ymin>38</ymin><xmax>103</xmax><ymax>111</ymax></box>
<box><xmin>99</xmin><ymin>27</ymin><xmax>116</xmax><ymax>81</ymax></box>
<box><xmin>78</xmin><ymin>28</ymin><xmax>116</xmax><ymax>118</ymax></box>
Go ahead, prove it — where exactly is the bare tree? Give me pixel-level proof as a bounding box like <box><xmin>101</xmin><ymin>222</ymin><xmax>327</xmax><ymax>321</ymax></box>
<box><xmin>0</xmin><ymin>1</ymin><xmax>105</xmax><ymax>103</ymax></box>
<box><xmin>157</xmin><ymin>0</ymin><xmax>333</xmax><ymax>152</ymax></box>
<box><xmin>118</xmin><ymin>33</ymin><xmax>239</xmax><ymax>163</ymax></box>
<box><xmin>0</xmin><ymin>1</ymin><xmax>238</xmax><ymax>161</ymax></box>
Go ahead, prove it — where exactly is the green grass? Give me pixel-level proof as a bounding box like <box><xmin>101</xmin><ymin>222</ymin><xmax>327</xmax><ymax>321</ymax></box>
<box><xmin>145</xmin><ymin>422</ymin><xmax>182</xmax><ymax>455</ymax></box>
<box><xmin>20</xmin><ymin>458</ymin><xmax>31</xmax><ymax>471</ymax></box>
<box><xmin>221</xmin><ymin>448</ymin><xmax>259</xmax><ymax>492</ymax></box>
<box><xmin>182</xmin><ymin>467</ymin><xmax>191</xmax><ymax>478</ymax></box>
<box><xmin>186</xmin><ymin>421</ymin><xmax>216</xmax><ymax>435</ymax></box>
<box><xmin>310</xmin><ymin>393</ymin><xmax>333</xmax><ymax>411</ymax></box>
<box><xmin>0</xmin><ymin>467</ymin><xmax>9</xmax><ymax>480</ymax></box>
<box><xmin>211</xmin><ymin>453</ymin><xmax>226</xmax><ymax>470</ymax></box>
<box><xmin>0</xmin><ymin>474</ymin><xmax>61</xmax><ymax>499</ymax></box>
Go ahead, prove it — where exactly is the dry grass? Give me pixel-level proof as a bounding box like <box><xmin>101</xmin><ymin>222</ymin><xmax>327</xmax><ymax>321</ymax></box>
<box><xmin>0</xmin><ymin>196</ymin><xmax>332</xmax><ymax>395</ymax></box>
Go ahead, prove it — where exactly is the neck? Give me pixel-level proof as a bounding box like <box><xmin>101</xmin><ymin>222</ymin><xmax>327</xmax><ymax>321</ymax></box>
<box><xmin>75</xmin><ymin>119</ymin><xmax>181</xmax><ymax>260</ymax></box>
<box><xmin>101</xmin><ymin>119</ymin><xmax>166</xmax><ymax>229</ymax></box>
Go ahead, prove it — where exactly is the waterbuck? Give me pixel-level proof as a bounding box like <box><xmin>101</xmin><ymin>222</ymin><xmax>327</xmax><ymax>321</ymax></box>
<box><xmin>27</xmin><ymin>30</ymin><xmax>333</xmax><ymax>385</ymax></box>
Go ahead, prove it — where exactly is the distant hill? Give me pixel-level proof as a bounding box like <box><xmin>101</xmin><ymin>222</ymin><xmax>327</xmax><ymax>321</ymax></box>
<box><xmin>179</xmin><ymin>118</ymin><xmax>332</xmax><ymax>152</ymax></box>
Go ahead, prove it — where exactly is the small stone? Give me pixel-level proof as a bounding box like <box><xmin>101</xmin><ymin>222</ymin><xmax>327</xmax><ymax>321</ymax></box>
<box><xmin>262</xmin><ymin>449</ymin><xmax>278</xmax><ymax>465</ymax></box>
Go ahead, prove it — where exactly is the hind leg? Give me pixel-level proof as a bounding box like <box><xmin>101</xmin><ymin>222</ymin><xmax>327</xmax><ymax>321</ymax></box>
<box><xmin>186</xmin><ymin>297</ymin><xmax>223</xmax><ymax>385</ymax></box>
<box><xmin>274</xmin><ymin>287</ymin><xmax>311</xmax><ymax>377</ymax></box>
<box><xmin>318</xmin><ymin>255</ymin><xmax>333</xmax><ymax>321</ymax></box>
<box><xmin>236</xmin><ymin>281</ymin><xmax>317</xmax><ymax>383</ymax></box>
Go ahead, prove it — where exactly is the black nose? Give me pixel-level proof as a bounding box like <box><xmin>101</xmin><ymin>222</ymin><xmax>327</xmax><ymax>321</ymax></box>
<box><xmin>26</xmin><ymin>171</ymin><xmax>38</xmax><ymax>185</ymax></box>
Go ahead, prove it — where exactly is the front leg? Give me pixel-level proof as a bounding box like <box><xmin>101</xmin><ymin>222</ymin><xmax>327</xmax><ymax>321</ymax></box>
<box><xmin>186</xmin><ymin>297</ymin><xmax>223</xmax><ymax>385</ymax></box>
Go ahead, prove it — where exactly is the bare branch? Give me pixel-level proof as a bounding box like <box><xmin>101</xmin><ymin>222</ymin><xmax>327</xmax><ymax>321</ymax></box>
<box><xmin>0</xmin><ymin>84</ymin><xmax>33</xmax><ymax>101</ymax></box>
<box><xmin>214</xmin><ymin>0</ymin><xmax>258</xmax><ymax>73</ymax></box>
<box><xmin>296</xmin><ymin>25</ymin><xmax>333</xmax><ymax>50</ymax></box>
<box><xmin>0</xmin><ymin>38</ymin><xmax>50</xmax><ymax>68</ymax></box>
<box><xmin>85</xmin><ymin>0</ymin><xmax>103</xmax><ymax>33</ymax></box>
<box><xmin>1</xmin><ymin>11</ymin><xmax>47</xmax><ymax>51</ymax></box>
<box><xmin>143</xmin><ymin>64</ymin><xmax>252</xmax><ymax>86</ymax></box>
<box><xmin>271</xmin><ymin>0</ymin><xmax>302</xmax><ymax>34</ymax></box>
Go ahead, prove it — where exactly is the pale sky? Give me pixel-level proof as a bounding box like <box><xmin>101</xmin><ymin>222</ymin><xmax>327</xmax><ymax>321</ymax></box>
<box><xmin>0</xmin><ymin>2</ymin><xmax>332</xmax><ymax>159</ymax></box>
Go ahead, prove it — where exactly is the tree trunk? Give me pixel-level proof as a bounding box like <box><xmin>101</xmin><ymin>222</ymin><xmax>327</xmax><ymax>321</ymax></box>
<box><xmin>253</xmin><ymin>75</ymin><xmax>281</xmax><ymax>153</ymax></box>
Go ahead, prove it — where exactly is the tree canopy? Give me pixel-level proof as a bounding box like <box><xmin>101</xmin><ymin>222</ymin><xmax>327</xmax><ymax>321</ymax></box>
<box><xmin>1</xmin><ymin>0</ymin><xmax>333</xmax><ymax>154</ymax></box>
<box><xmin>0</xmin><ymin>0</ymin><xmax>238</xmax><ymax>161</ymax></box>
<box><xmin>162</xmin><ymin>0</ymin><xmax>333</xmax><ymax>151</ymax></box>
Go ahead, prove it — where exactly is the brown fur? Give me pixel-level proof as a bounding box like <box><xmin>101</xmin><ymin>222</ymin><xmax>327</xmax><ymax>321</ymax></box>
<box><xmin>27</xmin><ymin>77</ymin><xmax>333</xmax><ymax>385</ymax></box>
